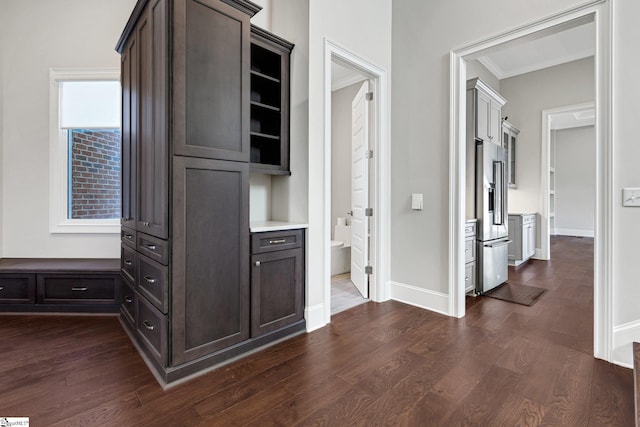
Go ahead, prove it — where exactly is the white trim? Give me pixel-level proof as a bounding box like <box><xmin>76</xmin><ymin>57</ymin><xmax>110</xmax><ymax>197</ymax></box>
<box><xmin>553</xmin><ymin>228</ymin><xmax>595</xmax><ymax>238</ymax></box>
<box><xmin>541</xmin><ymin>102</ymin><xmax>595</xmax><ymax>260</ymax></box>
<box><xmin>449</xmin><ymin>1</ymin><xmax>613</xmax><ymax>363</ymax></box>
<box><xmin>49</xmin><ymin>68</ymin><xmax>121</xmax><ymax>234</ymax></box>
<box><xmin>611</xmin><ymin>319</ymin><xmax>640</xmax><ymax>369</ymax></box>
<box><xmin>304</xmin><ymin>303</ymin><xmax>326</xmax><ymax>333</ymax></box>
<box><xmin>322</xmin><ymin>39</ymin><xmax>391</xmax><ymax>326</ymax></box>
<box><xmin>390</xmin><ymin>281</ymin><xmax>449</xmax><ymax>316</ymax></box>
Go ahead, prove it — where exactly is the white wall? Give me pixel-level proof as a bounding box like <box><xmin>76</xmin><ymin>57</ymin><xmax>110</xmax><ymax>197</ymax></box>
<box><xmin>467</xmin><ymin>60</ymin><xmax>500</xmax><ymax>92</ymax></box>
<box><xmin>250</xmin><ymin>0</ymin><xmax>271</xmax><ymax>30</ymax></box>
<box><xmin>1</xmin><ymin>0</ymin><xmax>135</xmax><ymax>258</ymax></box>
<box><xmin>0</xmin><ymin>3</ymin><xmax>4</xmax><ymax>258</ymax></box>
<box><xmin>306</xmin><ymin>0</ymin><xmax>392</xmax><ymax>327</ymax></box>
<box><xmin>501</xmin><ymin>57</ymin><xmax>594</xmax><ymax>230</ymax></box>
<box><xmin>554</xmin><ymin>125</ymin><xmax>595</xmax><ymax>236</ymax></box>
<box><xmin>331</xmin><ymin>82</ymin><xmax>361</xmax><ymax>234</ymax></box>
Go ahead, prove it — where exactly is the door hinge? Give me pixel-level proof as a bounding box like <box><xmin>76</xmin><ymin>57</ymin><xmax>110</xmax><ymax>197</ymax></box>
<box><xmin>365</xmin><ymin>208</ymin><xmax>373</xmax><ymax>217</ymax></box>
<box><xmin>366</xmin><ymin>92</ymin><xmax>374</xmax><ymax>101</ymax></box>
<box><xmin>365</xmin><ymin>149</ymin><xmax>373</xmax><ymax>159</ymax></box>
<box><xmin>365</xmin><ymin>265</ymin><xmax>373</xmax><ymax>275</ymax></box>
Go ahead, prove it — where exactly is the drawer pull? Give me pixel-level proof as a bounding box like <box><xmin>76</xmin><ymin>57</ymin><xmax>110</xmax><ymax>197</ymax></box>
<box><xmin>125</xmin><ymin>296</ymin><xmax>133</xmax><ymax>303</ymax></box>
<box><xmin>0</xmin><ymin>286</ymin><xmax>3</xmax><ymax>291</ymax></box>
<box><xmin>145</xmin><ymin>244</ymin><xmax>157</xmax><ymax>251</ymax></box>
<box><xmin>144</xmin><ymin>276</ymin><xmax>156</xmax><ymax>284</ymax></box>
<box><xmin>125</xmin><ymin>234</ymin><xmax>133</xmax><ymax>240</ymax></box>
<box><xmin>465</xmin><ymin>249</ymin><xmax>469</xmax><ymax>252</ymax></box>
<box><xmin>269</xmin><ymin>239</ymin><xmax>287</xmax><ymax>244</ymax></box>
<box><xmin>465</xmin><ymin>277</ymin><xmax>469</xmax><ymax>281</ymax></box>
<box><xmin>143</xmin><ymin>320</ymin><xmax>155</xmax><ymax>331</ymax></box>
<box><xmin>72</xmin><ymin>287</ymin><xmax>88</xmax><ymax>292</ymax></box>
<box><xmin>255</xmin><ymin>261</ymin><xmax>261</xmax><ymax>267</ymax></box>
<box><xmin>124</xmin><ymin>260</ymin><xmax>132</xmax><ymax>266</ymax></box>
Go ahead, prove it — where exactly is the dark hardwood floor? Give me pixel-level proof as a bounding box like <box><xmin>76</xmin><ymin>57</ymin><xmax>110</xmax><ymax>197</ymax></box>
<box><xmin>0</xmin><ymin>236</ymin><xmax>634</xmax><ymax>426</ymax></box>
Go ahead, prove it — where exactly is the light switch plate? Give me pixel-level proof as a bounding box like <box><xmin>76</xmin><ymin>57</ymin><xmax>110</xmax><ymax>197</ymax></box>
<box><xmin>622</xmin><ymin>188</ymin><xmax>640</xmax><ymax>207</ymax></box>
<box><xmin>411</xmin><ymin>193</ymin><xmax>423</xmax><ymax>210</ymax></box>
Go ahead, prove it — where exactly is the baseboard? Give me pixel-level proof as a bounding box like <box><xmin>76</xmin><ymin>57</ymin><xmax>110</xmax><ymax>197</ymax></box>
<box><xmin>612</xmin><ymin>319</ymin><xmax>640</xmax><ymax>369</ymax></box>
<box><xmin>305</xmin><ymin>303</ymin><xmax>326</xmax><ymax>332</ymax></box>
<box><xmin>553</xmin><ymin>228</ymin><xmax>595</xmax><ymax>238</ymax></box>
<box><xmin>390</xmin><ymin>281</ymin><xmax>449</xmax><ymax>316</ymax></box>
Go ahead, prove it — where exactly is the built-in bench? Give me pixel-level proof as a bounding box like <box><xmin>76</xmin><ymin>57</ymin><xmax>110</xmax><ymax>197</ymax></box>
<box><xmin>0</xmin><ymin>258</ymin><xmax>121</xmax><ymax>313</ymax></box>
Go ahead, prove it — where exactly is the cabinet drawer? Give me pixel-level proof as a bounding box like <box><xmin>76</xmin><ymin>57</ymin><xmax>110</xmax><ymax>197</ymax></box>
<box><xmin>464</xmin><ymin>237</ymin><xmax>476</xmax><ymax>263</ymax></box>
<box><xmin>465</xmin><ymin>262</ymin><xmax>476</xmax><ymax>293</ymax></box>
<box><xmin>121</xmin><ymin>227</ymin><xmax>137</xmax><ymax>249</ymax></box>
<box><xmin>121</xmin><ymin>244</ymin><xmax>137</xmax><ymax>284</ymax></box>
<box><xmin>37</xmin><ymin>274</ymin><xmax>121</xmax><ymax>304</ymax></box>
<box><xmin>251</xmin><ymin>229</ymin><xmax>303</xmax><ymax>254</ymax></box>
<box><xmin>137</xmin><ymin>232</ymin><xmax>169</xmax><ymax>265</ymax></box>
<box><xmin>464</xmin><ymin>221</ymin><xmax>476</xmax><ymax>237</ymax></box>
<box><xmin>121</xmin><ymin>278</ymin><xmax>136</xmax><ymax>326</ymax></box>
<box><xmin>0</xmin><ymin>274</ymin><xmax>36</xmax><ymax>304</ymax></box>
<box><xmin>136</xmin><ymin>295</ymin><xmax>168</xmax><ymax>366</ymax></box>
<box><xmin>137</xmin><ymin>255</ymin><xmax>169</xmax><ymax>314</ymax></box>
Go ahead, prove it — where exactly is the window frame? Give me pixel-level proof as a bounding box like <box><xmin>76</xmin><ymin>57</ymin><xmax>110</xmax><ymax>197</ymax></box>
<box><xmin>49</xmin><ymin>68</ymin><xmax>121</xmax><ymax>234</ymax></box>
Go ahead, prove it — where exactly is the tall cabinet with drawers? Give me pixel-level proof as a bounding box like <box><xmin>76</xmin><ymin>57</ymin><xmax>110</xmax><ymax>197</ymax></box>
<box><xmin>116</xmin><ymin>0</ymin><xmax>303</xmax><ymax>385</ymax></box>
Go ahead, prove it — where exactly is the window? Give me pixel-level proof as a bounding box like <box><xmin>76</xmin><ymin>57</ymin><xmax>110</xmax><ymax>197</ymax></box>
<box><xmin>50</xmin><ymin>69</ymin><xmax>121</xmax><ymax>233</ymax></box>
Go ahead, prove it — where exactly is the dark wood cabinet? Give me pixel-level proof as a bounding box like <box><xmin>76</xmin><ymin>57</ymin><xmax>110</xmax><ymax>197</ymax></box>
<box><xmin>0</xmin><ymin>274</ymin><xmax>36</xmax><ymax>304</ymax></box>
<box><xmin>250</xmin><ymin>26</ymin><xmax>293</xmax><ymax>175</ymax></box>
<box><xmin>250</xmin><ymin>231</ymin><xmax>304</xmax><ymax>336</ymax></box>
<box><xmin>172</xmin><ymin>156</ymin><xmax>250</xmax><ymax>364</ymax></box>
<box><xmin>172</xmin><ymin>0</ymin><xmax>251</xmax><ymax>162</ymax></box>
<box><xmin>117</xmin><ymin>0</ymin><xmax>302</xmax><ymax>386</ymax></box>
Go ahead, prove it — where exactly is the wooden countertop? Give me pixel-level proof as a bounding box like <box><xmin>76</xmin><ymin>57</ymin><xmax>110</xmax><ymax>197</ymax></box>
<box><xmin>0</xmin><ymin>258</ymin><xmax>120</xmax><ymax>273</ymax></box>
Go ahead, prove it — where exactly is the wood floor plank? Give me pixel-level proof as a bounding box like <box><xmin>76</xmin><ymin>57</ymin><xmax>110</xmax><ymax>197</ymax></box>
<box><xmin>0</xmin><ymin>236</ymin><xmax>634</xmax><ymax>425</ymax></box>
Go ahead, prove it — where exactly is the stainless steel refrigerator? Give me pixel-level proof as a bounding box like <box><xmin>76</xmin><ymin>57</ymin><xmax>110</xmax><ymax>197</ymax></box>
<box><xmin>473</xmin><ymin>138</ymin><xmax>509</xmax><ymax>293</ymax></box>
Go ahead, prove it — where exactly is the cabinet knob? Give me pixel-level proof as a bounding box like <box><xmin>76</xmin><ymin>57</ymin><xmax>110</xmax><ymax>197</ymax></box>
<box><xmin>255</xmin><ymin>261</ymin><xmax>261</xmax><ymax>267</ymax></box>
<box><xmin>0</xmin><ymin>286</ymin><xmax>4</xmax><ymax>291</ymax></box>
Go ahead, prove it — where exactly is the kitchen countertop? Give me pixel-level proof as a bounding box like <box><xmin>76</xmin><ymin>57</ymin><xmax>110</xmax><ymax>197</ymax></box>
<box><xmin>508</xmin><ymin>212</ymin><xmax>537</xmax><ymax>216</ymax></box>
<box><xmin>250</xmin><ymin>221</ymin><xmax>309</xmax><ymax>233</ymax></box>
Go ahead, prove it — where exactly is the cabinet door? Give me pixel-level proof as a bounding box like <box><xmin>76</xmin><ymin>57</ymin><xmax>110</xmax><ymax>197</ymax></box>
<box><xmin>489</xmin><ymin>100</ymin><xmax>502</xmax><ymax>144</ymax></box>
<box><xmin>172</xmin><ymin>156</ymin><xmax>250</xmax><ymax>365</ymax></box>
<box><xmin>136</xmin><ymin>0</ymin><xmax>169</xmax><ymax>239</ymax></box>
<box><xmin>527</xmin><ymin>224</ymin><xmax>536</xmax><ymax>259</ymax></box>
<box><xmin>475</xmin><ymin>90</ymin><xmax>491</xmax><ymax>143</ymax></box>
<box><xmin>172</xmin><ymin>0</ymin><xmax>250</xmax><ymax>162</ymax></box>
<box><xmin>251</xmin><ymin>248</ymin><xmax>303</xmax><ymax>337</ymax></box>
<box><xmin>121</xmin><ymin>35</ymin><xmax>137</xmax><ymax>230</ymax></box>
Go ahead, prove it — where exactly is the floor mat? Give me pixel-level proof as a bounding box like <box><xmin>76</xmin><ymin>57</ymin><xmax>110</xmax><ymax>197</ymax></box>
<box><xmin>484</xmin><ymin>282</ymin><xmax>547</xmax><ymax>306</ymax></box>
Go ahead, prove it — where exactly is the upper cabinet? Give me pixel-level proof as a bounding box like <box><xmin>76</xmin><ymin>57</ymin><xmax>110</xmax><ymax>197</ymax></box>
<box><xmin>249</xmin><ymin>26</ymin><xmax>294</xmax><ymax>175</ymax></box>
<box><xmin>467</xmin><ymin>78</ymin><xmax>506</xmax><ymax>145</ymax></box>
<box><xmin>502</xmin><ymin>120</ymin><xmax>520</xmax><ymax>189</ymax></box>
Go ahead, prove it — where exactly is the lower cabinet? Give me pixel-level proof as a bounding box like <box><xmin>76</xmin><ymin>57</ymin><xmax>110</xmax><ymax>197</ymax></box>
<box><xmin>508</xmin><ymin>213</ymin><xmax>537</xmax><ymax>266</ymax></box>
<box><xmin>464</xmin><ymin>220</ymin><xmax>477</xmax><ymax>293</ymax></box>
<box><xmin>251</xmin><ymin>230</ymin><xmax>304</xmax><ymax>337</ymax></box>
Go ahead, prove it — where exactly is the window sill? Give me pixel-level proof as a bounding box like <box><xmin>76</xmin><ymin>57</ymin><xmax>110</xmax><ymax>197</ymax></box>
<box><xmin>50</xmin><ymin>220</ymin><xmax>120</xmax><ymax>234</ymax></box>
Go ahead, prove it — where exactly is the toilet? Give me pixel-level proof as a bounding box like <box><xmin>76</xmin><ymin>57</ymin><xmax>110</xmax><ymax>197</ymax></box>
<box><xmin>331</xmin><ymin>220</ymin><xmax>351</xmax><ymax>276</ymax></box>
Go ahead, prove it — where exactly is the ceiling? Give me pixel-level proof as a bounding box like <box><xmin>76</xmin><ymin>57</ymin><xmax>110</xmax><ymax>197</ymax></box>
<box><xmin>331</xmin><ymin>61</ymin><xmax>367</xmax><ymax>92</ymax></box>
<box><xmin>477</xmin><ymin>21</ymin><xmax>595</xmax><ymax>80</ymax></box>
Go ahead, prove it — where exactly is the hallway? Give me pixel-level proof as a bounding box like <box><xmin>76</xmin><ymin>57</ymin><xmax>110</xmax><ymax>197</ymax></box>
<box><xmin>0</xmin><ymin>237</ymin><xmax>633</xmax><ymax>425</ymax></box>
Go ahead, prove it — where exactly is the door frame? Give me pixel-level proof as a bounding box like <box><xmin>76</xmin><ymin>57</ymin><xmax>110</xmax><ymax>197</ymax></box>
<box><xmin>540</xmin><ymin>102</ymin><xmax>596</xmax><ymax>259</ymax></box>
<box><xmin>323</xmin><ymin>39</ymin><xmax>390</xmax><ymax>323</ymax></box>
<box><xmin>448</xmin><ymin>0</ymin><xmax>613</xmax><ymax>362</ymax></box>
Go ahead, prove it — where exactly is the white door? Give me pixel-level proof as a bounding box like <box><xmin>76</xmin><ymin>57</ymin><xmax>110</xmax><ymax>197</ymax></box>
<box><xmin>350</xmin><ymin>81</ymin><xmax>370</xmax><ymax>298</ymax></box>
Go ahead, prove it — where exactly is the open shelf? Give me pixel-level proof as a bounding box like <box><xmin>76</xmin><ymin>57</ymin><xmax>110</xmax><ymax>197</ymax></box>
<box><xmin>249</xmin><ymin>26</ymin><xmax>293</xmax><ymax>175</ymax></box>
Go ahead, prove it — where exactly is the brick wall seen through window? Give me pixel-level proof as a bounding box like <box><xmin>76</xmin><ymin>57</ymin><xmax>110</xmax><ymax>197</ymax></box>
<box><xmin>69</xmin><ymin>129</ymin><xmax>121</xmax><ymax>219</ymax></box>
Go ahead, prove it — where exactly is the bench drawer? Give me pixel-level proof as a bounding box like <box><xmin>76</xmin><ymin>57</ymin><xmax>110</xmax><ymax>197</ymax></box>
<box><xmin>37</xmin><ymin>274</ymin><xmax>121</xmax><ymax>305</ymax></box>
<box><xmin>0</xmin><ymin>274</ymin><xmax>36</xmax><ymax>304</ymax></box>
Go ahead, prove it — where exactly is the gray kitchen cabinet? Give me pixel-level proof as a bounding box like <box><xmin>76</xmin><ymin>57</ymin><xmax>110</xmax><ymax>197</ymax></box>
<box><xmin>502</xmin><ymin>120</ymin><xmax>520</xmax><ymax>189</ymax></box>
<box><xmin>465</xmin><ymin>219</ymin><xmax>477</xmax><ymax>293</ymax></box>
<box><xmin>508</xmin><ymin>213</ymin><xmax>537</xmax><ymax>266</ymax></box>
<box><xmin>467</xmin><ymin>78</ymin><xmax>506</xmax><ymax>145</ymax></box>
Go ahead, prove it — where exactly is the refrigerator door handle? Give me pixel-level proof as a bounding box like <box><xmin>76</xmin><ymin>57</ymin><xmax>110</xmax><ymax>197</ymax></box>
<box><xmin>493</xmin><ymin>160</ymin><xmax>505</xmax><ymax>225</ymax></box>
<box><xmin>484</xmin><ymin>240</ymin><xmax>512</xmax><ymax>248</ymax></box>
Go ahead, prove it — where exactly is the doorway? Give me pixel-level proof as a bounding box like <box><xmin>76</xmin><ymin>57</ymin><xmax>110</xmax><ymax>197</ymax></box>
<box><xmin>449</xmin><ymin>2</ymin><xmax>612</xmax><ymax>361</ymax></box>
<box><xmin>322</xmin><ymin>40</ymin><xmax>390</xmax><ymax>323</ymax></box>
